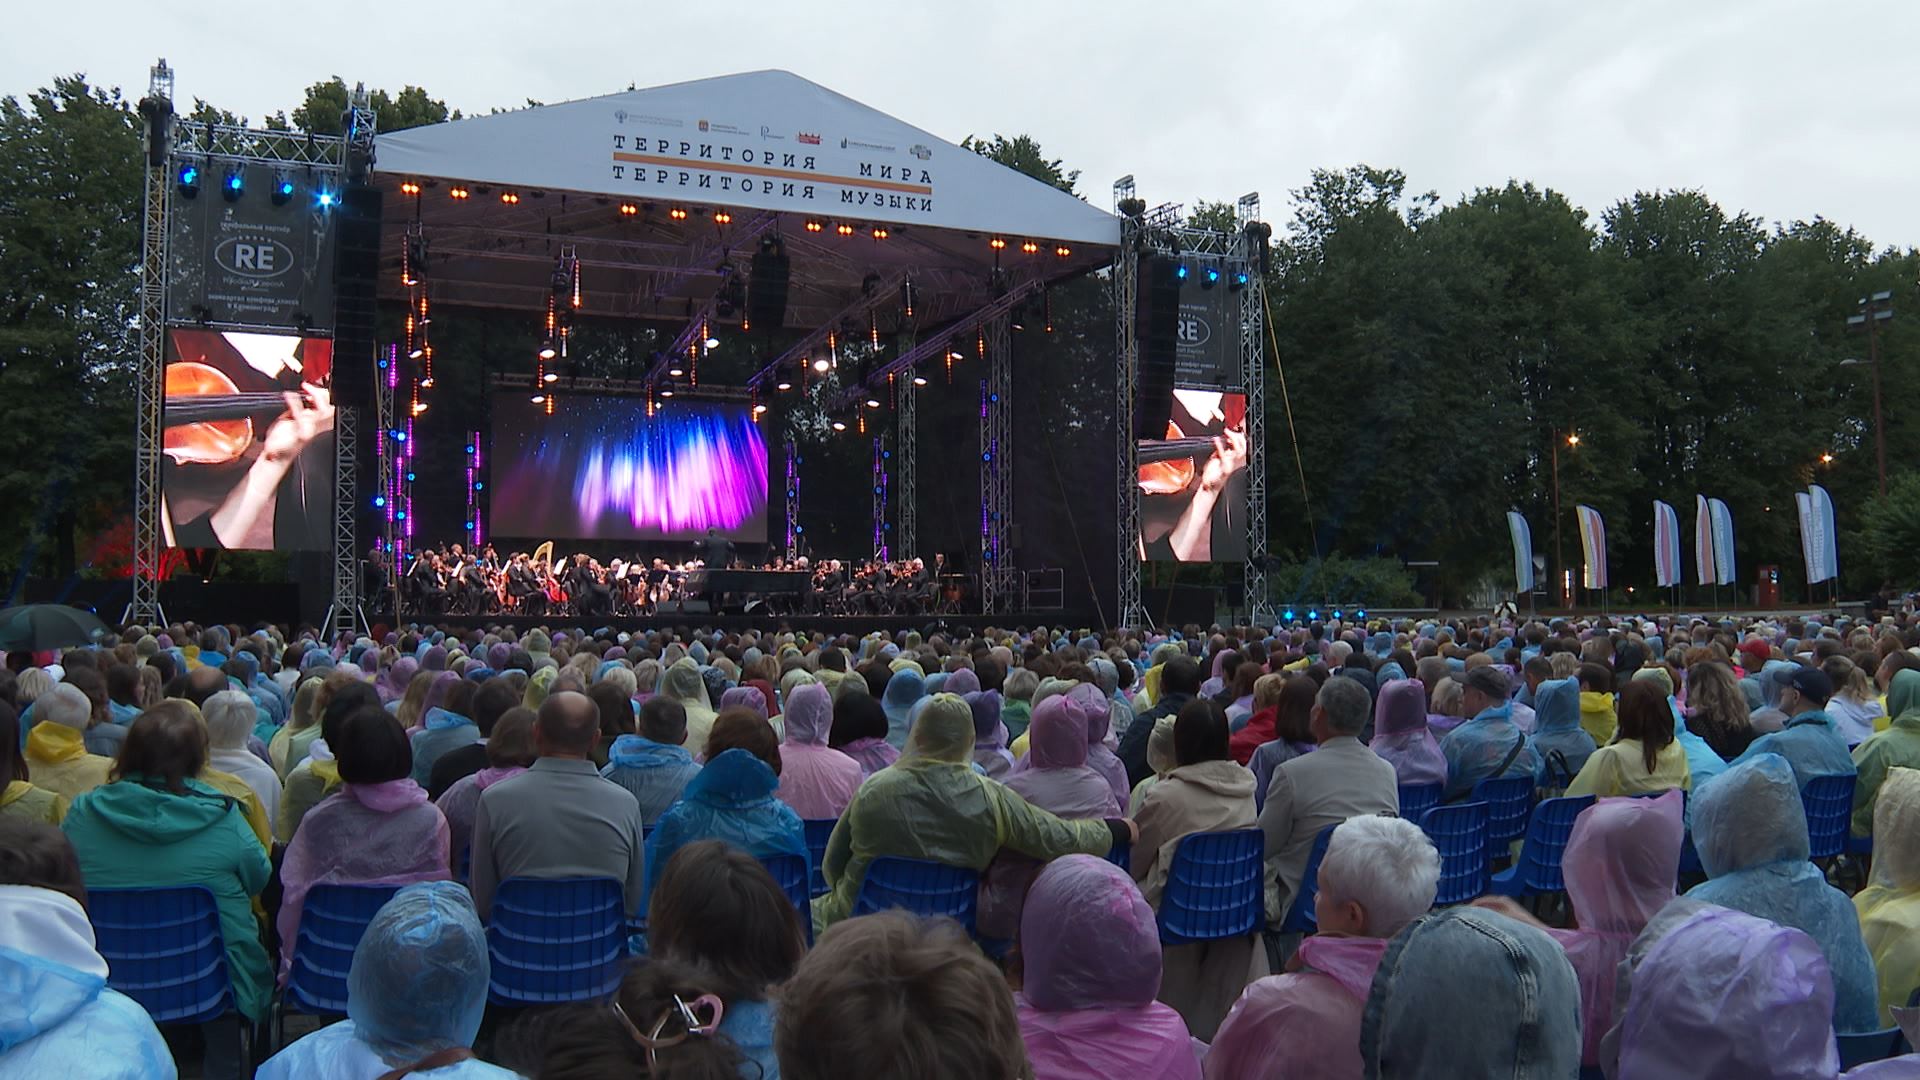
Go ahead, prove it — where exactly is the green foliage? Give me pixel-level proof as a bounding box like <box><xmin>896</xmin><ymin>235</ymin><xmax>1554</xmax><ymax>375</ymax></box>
<box><xmin>1263</xmin><ymin>555</ymin><xmax>1424</xmax><ymax>609</ymax></box>
<box><xmin>290</xmin><ymin>78</ymin><xmax>458</xmax><ymax>135</ymax></box>
<box><xmin>961</xmin><ymin>134</ymin><xmax>1078</xmax><ymax>194</ymax></box>
<box><xmin>1861</xmin><ymin>472</ymin><xmax>1920</xmax><ymax>586</ymax></box>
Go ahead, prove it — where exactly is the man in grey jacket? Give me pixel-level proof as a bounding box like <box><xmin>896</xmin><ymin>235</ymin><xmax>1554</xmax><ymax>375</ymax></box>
<box><xmin>471</xmin><ymin>690</ymin><xmax>646</xmax><ymax>918</ymax></box>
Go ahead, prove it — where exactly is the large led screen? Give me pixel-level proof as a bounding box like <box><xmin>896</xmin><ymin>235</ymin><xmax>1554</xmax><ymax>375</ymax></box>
<box><xmin>490</xmin><ymin>395</ymin><xmax>769</xmax><ymax>542</ymax></box>
<box><xmin>163</xmin><ymin>329</ymin><xmax>335</xmax><ymax>551</ymax></box>
<box><xmin>1137</xmin><ymin>388</ymin><xmax>1248</xmax><ymax>562</ymax></box>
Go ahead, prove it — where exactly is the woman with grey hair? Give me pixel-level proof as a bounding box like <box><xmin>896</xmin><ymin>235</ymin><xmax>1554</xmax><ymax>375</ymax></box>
<box><xmin>205</xmin><ymin>689</ymin><xmax>282</xmax><ymax>836</ymax></box>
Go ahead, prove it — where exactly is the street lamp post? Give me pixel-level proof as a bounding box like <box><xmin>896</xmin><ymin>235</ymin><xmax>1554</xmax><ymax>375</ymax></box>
<box><xmin>1552</xmin><ymin>431</ymin><xmax>1579</xmax><ymax>608</ymax></box>
<box><xmin>1845</xmin><ymin>291</ymin><xmax>1894</xmax><ymax>497</ymax></box>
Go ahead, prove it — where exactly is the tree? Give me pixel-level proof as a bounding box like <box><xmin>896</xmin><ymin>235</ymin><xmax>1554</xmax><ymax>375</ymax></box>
<box><xmin>0</xmin><ymin>76</ymin><xmax>142</xmax><ymax>576</ymax></box>
<box><xmin>290</xmin><ymin>78</ymin><xmax>458</xmax><ymax>135</ymax></box>
<box><xmin>962</xmin><ymin>134</ymin><xmax>1078</xmax><ymax>195</ymax></box>
<box><xmin>1861</xmin><ymin>472</ymin><xmax>1920</xmax><ymax>587</ymax></box>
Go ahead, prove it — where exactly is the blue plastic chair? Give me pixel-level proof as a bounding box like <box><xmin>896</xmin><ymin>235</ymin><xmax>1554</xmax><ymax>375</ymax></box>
<box><xmin>1105</xmin><ymin>839</ymin><xmax>1132</xmax><ymax>874</ymax></box>
<box><xmin>1397</xmin><ymin>783</ymin><xmax>1442</xmax><ymax>825</ymax></box>
<box><xmin>758</xmin><ymin>852</ymin><xmax>814</xmax><ymax>945</ymax></box>
<box><xmin>276</xmin><ymin>882</ymin><xmax>402</xmax><ymax>1045</ymax></box>
<box><xmin>1156</xmin><ymin>828</ymin><xmax>1264</xmax><ymax>946</ymax></box>
<box><xmin>1802</xmin><ymin>773</ymin><xmax>1856</xmax><ymax>861</ymax></box>
<box><xmin>486</xmin><ymin>877</ymin><xmax>628</xmax><ymax>1006</ymax></box>
<box><xmin>1473</xmin><ymin>775</ymin><xmax>1535</xmax><ymax>851</ymax></box>
<box><xmin>853</xmin><ymin>857</ymin><xmax>981</xmax><ymax>936</ymax></box>
<box><xmin>1839</xmin><ymin>1026</ymin><xmax>1904</xmax><ymax>1069</ymax></box>
<box><xmin>1279</xmin><ymin>823</ymin><xmax>1339</xmax><ymax>934</ymax></box>
<box><xmin>88</xmin><ymin>886</ymin><xmax>239</xmax><ymax>1026</ymax></box>
<box><xmin>1421</xmin><ymin>802</ymin><xmax>1491</xmax><ymax>906</ymax></box>
<box><xmin>803</xmin><ymin>818</ymin><xmax>838</xmax><ymax>898</ymax></box>
<box><xmin>1490</xmin><ymin>795</ymin><xmax>1595</xmax><ymax>897</ymax></box>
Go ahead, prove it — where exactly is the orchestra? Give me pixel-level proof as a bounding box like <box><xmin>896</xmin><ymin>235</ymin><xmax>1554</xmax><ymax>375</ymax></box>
<box><xmin>378</xmin><ymin>542</ymin><xmax>957</xmax><ymax>618</ymax></box>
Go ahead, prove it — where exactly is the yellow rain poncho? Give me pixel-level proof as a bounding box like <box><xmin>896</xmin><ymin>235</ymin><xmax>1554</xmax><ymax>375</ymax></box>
<box><xmin>1855</xmin><ymin>765</ymin><xmax>1920</xmax><ymax>1023</ymax></box>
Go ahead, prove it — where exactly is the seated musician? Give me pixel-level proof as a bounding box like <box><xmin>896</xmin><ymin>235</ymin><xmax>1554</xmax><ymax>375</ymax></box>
<box><xmin>506</xmin><ymin>553</ymin><xmax>542</xmax><ymax>614</ymax></box>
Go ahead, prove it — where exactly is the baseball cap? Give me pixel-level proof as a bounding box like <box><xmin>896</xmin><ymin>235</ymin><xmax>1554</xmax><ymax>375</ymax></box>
<box><xmin>1768</xmin><ymin>665</ymin><xmax>1832</xmax><ymax>705</ymax></box>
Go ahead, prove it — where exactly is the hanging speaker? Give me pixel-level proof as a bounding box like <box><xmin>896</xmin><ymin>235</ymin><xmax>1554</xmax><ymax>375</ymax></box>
<box><xmin>747</xmin><ymin>248</ymin><xmax>790</xmax><ymax>330</ymax></box>
<box><xmin>329</xmin><ymin>184</ymin><xmax>382</xmax><ymax>409</ymax></box>
<box><xmin>1134</xmin><ymin>255</ymin><xmax>1181</xmax><ymax>439</ymax></box>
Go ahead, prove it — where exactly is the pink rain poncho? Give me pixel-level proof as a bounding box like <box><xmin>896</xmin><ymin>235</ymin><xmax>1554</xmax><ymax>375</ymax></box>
<box><xmin>1547</xmin><ymin>788</ymin><xmax>1682</xmax><ymax>1066</ymax></box>
<box><xmin>1204</xmin><ymin>934</ymin><xmax>1390</xmax><ymax>1080</ymax></box>
<box><xmin>968</xmin><ymin>690</ymin><xmax>1016</xmax><ymax>779</ymax></box>
<box><xmin>1006</xmin><ymin>696</ymin><xmax>1126</xmax><ymax>820</ymax></box>
<box><xmin>1070</xmin><ymin>683</ymin><xmax>1133</xmax><ymax>810</ymax></box>
<box><xmin>1369</xmin><ymin>679</ymin><xmax>1447</xmax><ymax>787</ymax></box>
<box><xmin>774</xmin><ymin>683</ymin><xmax>864</xmax><ymax>821</ymax></box>
<box><xmin>276</xmin><ymin>779</ymin><xmax>451</xmax><ymax>978</ymax></box>
<box><xmin>1015</xmin><ymin>855</ymin><xmax>1200</xmax><ymax>1080</ymax></box>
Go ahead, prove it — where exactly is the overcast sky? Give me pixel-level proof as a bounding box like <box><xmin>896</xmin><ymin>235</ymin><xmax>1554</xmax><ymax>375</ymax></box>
<box><xmin>10</xmin><ymin>0</ymin><xmax>1918</xmax><ymax>247</ymax></box>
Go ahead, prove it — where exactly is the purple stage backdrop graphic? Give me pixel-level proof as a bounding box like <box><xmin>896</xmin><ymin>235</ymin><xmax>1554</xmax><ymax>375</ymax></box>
<box><xmin>490</xmin><ymin>394</ymin><xmax>769</xmax><ymax>542</ymax></box>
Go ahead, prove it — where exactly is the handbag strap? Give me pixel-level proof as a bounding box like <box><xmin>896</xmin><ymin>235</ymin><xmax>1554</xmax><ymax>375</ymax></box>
<box><xmin>376</xmin><ymin>1047</ymin><xmax>476</xmax><ymax>1080</ymax></box>
<box><xmin>1492</xmin><ymin>730</ymin><xmax>1528</xmax><ymax>780</ymax></box>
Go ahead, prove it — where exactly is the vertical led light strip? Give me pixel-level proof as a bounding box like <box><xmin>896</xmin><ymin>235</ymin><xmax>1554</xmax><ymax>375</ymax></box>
<box><xmin>979</xmin><ymin>379</ymin><xmax>991</xmax><ymax>558</ymax></box>
<box><xmin>784</xmin><ymin>440</ymin><xmax>800</xmax><ymax>560</ymax></box>
<box><xmin>871</xmin><ymin>437</ymin><xmax>889</xmax><ymax>563</ymax></box>
<box><xmin>467</xmin><ymin>429</ymin><xmax>484</xmax><ymax>549</ymax></box>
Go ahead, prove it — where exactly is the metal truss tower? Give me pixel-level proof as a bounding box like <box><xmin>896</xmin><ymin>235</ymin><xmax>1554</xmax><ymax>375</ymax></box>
<box><xmin>1236</xmin><ymin>192</ymin><xmax>1273</xmax><ymax>624</ymax></box>
<box><xmin>979</xmin><ymin>315</ymin><xmax>1015</xmax><ymax>615</ymax></box>
<box><xmin>1112</xmin><ymin>177</ymin><xmax>1145</xmax><ymax>628</ymax></box>
<box><xmin>130</xmin><ymin>60</ymin><xmax>174</xmax><ymax>626</ymax></box>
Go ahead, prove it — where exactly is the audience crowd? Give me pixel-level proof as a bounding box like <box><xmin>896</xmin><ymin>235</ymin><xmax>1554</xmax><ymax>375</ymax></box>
<box><xmin>4</xmin><ymin>610</ymin><xmax>1920</xmax><ymax>1077</ymax></box>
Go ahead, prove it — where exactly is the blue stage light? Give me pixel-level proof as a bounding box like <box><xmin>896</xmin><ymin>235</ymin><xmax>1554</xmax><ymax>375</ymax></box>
<box><xmin>315</xmin><ymin>188</ymin><xmax>336</xmax><ymax>209</ymax></box>
<box><xmin>1308</xmin><ymin>609</ymin><xmax>1320</xmax><ymax>621</ymax></box>
<box><xmin>222</xmin><ymin>170</ymin><xmax>243</xmax><ymax>202</ymax></box>
<box><xmin>1283</xmin><ymin>609</ymin><xmax>1295</xmax><ymax>622</ymax></box>
<box><xmin>1357</xmin><ymin>608</ymin><xmax>1368</xmax><ymax>619</ymax></box>
<box><xmin>177</xmin><ymin>163</ymin><xmax>200</xmax><ymax>198</ymax></box>
<box><xmin>1332</xmin><ymin>608</ymin><xmax>1343</xmax><ymax>620</ymax></box>
<box><xmin>372</xmin><ymin>496</ymin><xmax>386</xmax><ymax>508</ymax></box>
<box><xmin>273</xmin><ymin>177</ymin><xmax>295</xmax><ymax>206</ymax></box>
<box><xmin>1174</xmin><ymin>265</ymin><xmax>1189</xmax><ymax>280</ymax></box>
<box><xmin>1205</xmin><ymin>267</ymin><xmax>1220</xmax><ymax>284</ymax></box>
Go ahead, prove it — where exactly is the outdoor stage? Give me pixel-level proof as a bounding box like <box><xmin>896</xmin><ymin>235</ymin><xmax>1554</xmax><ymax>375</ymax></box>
<box><xmin>362</xmin><ymin>610</ymin><xmax>1080</xmax><ymax>637</ymax></box>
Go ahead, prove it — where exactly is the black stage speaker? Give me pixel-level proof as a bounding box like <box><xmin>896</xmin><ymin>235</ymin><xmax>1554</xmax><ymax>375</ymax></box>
<box><xmin>748</xmin><ymin>249</ymin><xmax>791</xmax><ymax>331</ymax></box>
<box><xmin>1134</xmin><ymin>254</ymin><xmax>1181</xmax><ymax>440</ymax></box>
<box><xmin>331</xmin><ymin>184</ymin><xmax>383</xmax><ymax>409</ymax></box>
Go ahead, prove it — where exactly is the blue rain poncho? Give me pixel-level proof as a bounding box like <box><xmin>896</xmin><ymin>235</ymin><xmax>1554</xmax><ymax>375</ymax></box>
<box><xmin>1438</xmin><ymin>702</ymin><xmax>1541</xmax><ymax>801</ymax></box>
<box><xmin>0</xmin><ymin>884</ymin><xmax>175</xmax><ymax>1078</ymax></box>
<box><xmin>881</xmin><ymin>667</ymin><xmax>926</xmax><ymax>749</ymax></box>
<box><xmin>1732</xmin><ymin>710</ymin><xmax>1857</xmax><ymax>791</ymax></box>
<box><xmin>641</xmin><ymin>748</ymin><xmax>805</xmax><ymax>904</ymax></box>
<box><xmin>258</xmin><ymin>881</ymin><xmax>517</xmax><ymax>1078</ymax></box>
<box><xmin>1527</xmin><ymin>678</ymin><xmax>1597</xmax><ymax>787</ymax></box>
<box><xmin>600</xmin><ymin>734</ymin><xmax>703</xmax><ymax>824</ymax></box>
<box><xmin>1685</xmin><ymin>753</ymin><xmax>1881</xmax><ymax>1033</ymax></box>
<box><xmin>408</xmin><ymin>707</ymin><xmax>480</xmax><ymax>787</ymax></box>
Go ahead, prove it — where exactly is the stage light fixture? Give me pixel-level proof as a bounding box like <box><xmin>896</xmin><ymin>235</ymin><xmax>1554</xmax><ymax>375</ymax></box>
<box><xmin>949</xmin><ymin>349</ymin><xmax>965</xmax><ymax>361</ymax></box>
<box><xmin>315</xmin><ymin>189</ymin><xmax>337</xmax><ymax>209</ymax></box>
<box><xmin>1229</xmin><ymin>269</ymin><xmax>1248</xmax><ymax>292</ymax></box>
<box><xmin>538</xmin><ymin>340</ymin><xmax>558</xmax><ymax>360</ymax></box>
<box><xmin>1202</xmin><ymin>266</ymin><xmax>1220</xmax><ymax>290</ymax></box>
<box><xmin>530</xmin><ymin>394</ymin><xmax>546</xmax><ymax>404</ymax></box>
<box><xmin>1055</xmin><ymin>245</ymin><xmax>1072</xmax><ymax>257</ymax></box>
<box><xmin>805</xmin><ymin>219</ymin><xmax>825</xmax><ymax>233</ymax></box>
<box><xmin>989</xmin><ymin>237</ymin><xmax>1007</xmax><ymax>251</ymax></box>
<box><xmin>500</xmin><ymin>190</ymin><xmax>521</xmax><ymax>205</ymax></box>
<box><xmin>1283</xmin><ymin>608</ymin><xmax>1295</xmax><ymax>622</ymax></box>
<box><xmin>372</xmin><ymin>495</ymin><xmax>386</xmax><ymax>508</ymax></box>
<box><xmin>713</xmin><ymin>209</ymin><xmax>734</xmax><ymax>224</ymax></box>
<box><xmin>399</xmin><ymin>180</ymin><xmax>422</xmax><ymax>196</ymax></box>
<box><xmin>835</xmin><ymin>223</ymin><xmax>856</xmax><ymax>236</ymax></box>
<box><xmin>660</xmin><ymin>388</ymin><xmax>675</xmax><ymax>398</ymax></box>
<box><xmin>812</xmin><ymin>356</ymin><xmax>831</xmax><ymax>373</ymax></box>
<box><xmin>411</xmin><ymin>402</ymin><xmax>429</xmax><ymax>415</ymax></box>
<box><xmin>668</xmin><ymin>366</ymin><xmax>685</xmax><ymax>377</ymax></box>
<box><xmin>619</xmin><ymin>202</ymin><xmax>639</xmax><ymax>216</ymax></box>
<box><xmin>704</xmin><ymin>336</ymin><xmax>720</xmax><ymax>349</ymax></box>
<box><xmin>753</xmin><ymin>403</ymin><xmax>768</xmax><ymax>414</ymax></box>
<box><xmin>215</xmin><ymin>169</ymin><xmax>242</xmax><ymax>202</ymax></box>
<box><xmin>865</xmin><ymin>395</ymin><xmax>882</xmax><ymax>408</ymax></box>
<box><xmin>176</xmin><ymin>162</ymin><xmax>200</xmax><ymax>198</ymax></box>
<box><xmin>542</xmin><ymin>372</ymin><xmax>558</xmax><ymax>384</ymax></box>
<box><xmin>831</xmin><ymin>420</ymin><xmax>847</xmax><ymax>432</ymax></box>
<box><xmin>408</xmin><ymin>346</ymin><xmax>424</xmax><ymax>360</ymax></box>
<box><xmin>669</xmin><ymin>206</ymin><xmax>689</xmax><ymax>220</ymax></box>
<box><xmin>449</xmin><ymin>186</ymin><xmax>470</xmax><ymax>200</ymax></box>
<box><xmin>1020</xmin><ymin>240</ymin><xmax>1038</xmax><ymax>254</ymax></box>
<box><xmin>870</xmin><ymin>226</ymin><xmax>889</xmax><ymax>240</ymax></box>
<box><xmin>271</xmin><ymin>176</ymin><xmax>295</xmax><ymax>206</ymax></box>
<box><xmin>912</xmin><ymin>374</ymin><xmax>928</xmax><ymax>387</ymax></box>
<box><xmin>1175</xmin><ymin>264</ymin><xmax>1189</xmax><ymax>281</ymax></box>
<box><xmin>419</xmin><ymin>376</ymin><xmax>434</xmax><ymax>388</ymax></box>
<box><xmin>776</xmin><ymin>378</ymin><xmax>793</xmax><ymax>391</ymax></box>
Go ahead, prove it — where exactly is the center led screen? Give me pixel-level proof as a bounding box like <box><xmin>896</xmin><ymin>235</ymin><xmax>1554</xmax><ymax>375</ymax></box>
<box><xmin>489</xmin><ymin>394</ymin><xmax>769</xmax><ymax>542</ymax></box>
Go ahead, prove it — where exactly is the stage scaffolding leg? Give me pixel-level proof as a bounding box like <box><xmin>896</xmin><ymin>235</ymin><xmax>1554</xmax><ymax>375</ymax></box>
<box><xmin>783</xmin><ymin>432</ymin><xmax>800</xmax><ymax>562</ymax></box>
<box><xmin>1113</xmin><ymin>187</ymin><xmax>1145</xmax><ymax>630</ymax></box>
<box><xmin>871</xmin><ymin>435</ymin><xmax>888</xmax><ymax>563</ymax></box>
<box><xmin>130</xmin><ymin>60</ymin><xmax>174</xmax><ymax>628</ymax></box>
<box><xmin>326</xmin><ymin>406</ymin><xmax>362</xmax><ymax>641</ymax></box>
<box><xmin>1236</xmin><ymin>192</ymin><xmax>1273</xmax><ymax>625</ymax></box>
<box><xmin>375</xmin><ymin>346</ymin><xmax>400</xmax><ymax>618</ymax></box>
<box><xmin>897</xmin><ymin>339</ymin><xmax>919</xmax><ymax>562</ymax></box>
<box><xmin>979</xmin><ymin>315</ymin><xmax>1014</xmax><ymax>616</ymax></box>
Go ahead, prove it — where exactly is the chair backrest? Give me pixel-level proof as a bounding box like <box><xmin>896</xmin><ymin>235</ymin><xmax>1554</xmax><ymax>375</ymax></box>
<box><xmin>1157</xmin><ymin>828</ymin><xmax>1265</xmax><ymax>946</ymax></box>
<box><xmin>1279</xmin><ymin>823</ymin><xmax>1339</xmax><ymax>934</ymax></box>
<box><xmin>1838</xmin><ymin>1026</ymin><xmax>1904</xmax><ymax>1069</ymax></box>
<box><xmin>1802</xmin><ymin>773</ymin><xmax>1856</xmax><ymax>861</ymax></box>
<box><xmin>1104</xmin><ymin>839</ymin><xmax>1132</xmax><ymax>874</ymax></box>
<box><xmin>802</xmin><ymin>818</ymin><xmax>838</xmax><ymax>898</ymax></box>
<box><xmin>1510</xmin><ymin>795</ymin><xmax>1596</xmax><ymax>894</ymax></box>
<box><xmin>87</xmin><ymin>886</ymin><xmax>237</xmax><ymax>1025</ymax></box>
<box><xmin>487</xmin><ymin>877</ymin><xmax>627</xmax><ymax>1006</ymax></box>
<box><xmin>853</xmin><ymin>857</ymin><xmax>980</xmax><ymax>936</ymax></box>
<box><xmin>1422</xmin><ymin>801</ymin><xmax>1491</xmax><ymax>906</ymax></box>
<box><xmin>1397</xmin><ymin>783</ymin><xmax>1442</xmax><ymax>826</ymax></box>
<box><xmin>758</xmin><ymin>852</ymin><xmax>813</xmax><ymax>944</ymax></box>
<box><xmin>1473</xmin><ymin>775</ymin><xmax>1535</xmax><ymax>847</ymax></box>
<box><xmin>285</xmin><ymin>883</ymin><xmax>403</xmax><ymax>1015</ymax></box>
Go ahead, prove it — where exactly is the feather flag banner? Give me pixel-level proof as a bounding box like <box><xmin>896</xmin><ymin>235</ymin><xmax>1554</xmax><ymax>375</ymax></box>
<box><xmin>1653</xmin><ymin>500</ymin><xmax>1682</xmax><ymax>588</ymax></box>
<box><xmin>1796</xmin><ymin>491</ymin><xmax>1820</xmax><ymax>586</ymax></box>
<box><xmin>1694</xmin><ymin>495</ymin><xmax>1715</xmax><ymax>587</ymax></box>
<box><xmin>1709</xmin><ymin>498</ymin><xmax>1736</xmax><ymax>587</ymax></box>
<box><xmin>1506</xmin><ymin>511</ymin><xmax>1535</xmax><ymax>594</ymax></box>
<box><xmin>1576</xmin><ymin>505</ymin><xmax>1608</xmax><ymax>590</ymax></box>
<box><xmin>1809</xmin><ymin>484</ymin><xmax>1838</xmax><ymax>584</ymax></box>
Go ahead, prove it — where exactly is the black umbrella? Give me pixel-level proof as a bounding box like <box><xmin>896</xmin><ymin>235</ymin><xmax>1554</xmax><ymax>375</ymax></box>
<box><xmin>0</xmin><ymin>604</ymin><xmax>110</xmax><ymax>651</ymax></box>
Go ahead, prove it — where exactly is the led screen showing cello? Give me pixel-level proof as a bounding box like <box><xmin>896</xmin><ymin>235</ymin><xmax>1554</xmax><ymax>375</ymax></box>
<box><xmin>1137</xmin><ymin>388</ymin><xmax>1248</xmax><ymax>563</ymax></box>
<box><xmin>162</xmin><ymin>329</ymin><xmax>335</xmax><ymax>551</ymax></box>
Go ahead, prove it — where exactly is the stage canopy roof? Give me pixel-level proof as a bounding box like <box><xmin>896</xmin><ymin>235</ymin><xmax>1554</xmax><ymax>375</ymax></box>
<box><xmin>369</xmin><ymin>71</ymin><xmax>1119</xmax><ymax>342</ymax></box>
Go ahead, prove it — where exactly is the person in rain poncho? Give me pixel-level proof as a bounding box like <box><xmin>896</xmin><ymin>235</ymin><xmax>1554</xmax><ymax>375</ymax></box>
<box><xmin>269</xmin><ymin>675</ymin><xmax>326</xmax><ymax>779</ymax></box>
<box><xmin>1001</xmin><ymin>666</ymin><xmax>1039</xmax><ymax>743</ymax></box>
<box><xmin>660</xmin><ymin>658</ymin><xmax>719</xmax><ymax>758</ymax></box>
<box><xmin>1854</xmin><ymin>766</ymin><xmax>1920</xmax><ymax>1024</ymax></box>
<box><xmin>1566</xmin><ymin>678</ymin><xmax>1691</xmax><ymax>798</ymax></box>
<box><xmin>600</xmin><ymin>698</ymin><xmax>703</xmax><ymax>824</ymax></box>
<box><xmin>1367</xmin><ymin>678</ymin><xmax>1447</xmax><ymax>789</ymax></box>
<box><xmin>1067</xmin><ymin>682</ymin><xmax>1134</xmax><ymax>811</ymax></box>
<box><xmin>1851</xmin><ymin>670</ymin><xmax>1920</xmax><ymax>838</ymax></box>
<box><xmin>880</xmin><ymin>666</ymin><xmax>926</xmax><ymax>750</ymax></box>
<box><xmin>1575</xmin><ymin>662</ymin><xmax>1618</xmax><ymax>745</ymax></box>
<box><xmin>375</xmin><ymin>656</ymin><xmax>418</xmax><ymax>706</ymax></box>
<box><xmin>1598</xmin><ymin>901</ymin><xmax>1842</xmax><ymax>1079</ymax></box>
<box><xmin>1437</xmin><ymin>666</ymin><xmax>1540</xmax><ymax>801</ymax></box>
<box><xmin>409</xmin><ymin>676</ymin><xmax>479</xmax><ymax>787</ymax></box>
<box><xmin>1473</xmin><ymin>789</ymin><xmax>1683</xmax><ymax>1068</ymax></box>
<box><xmin>1133</xmin><ymin>697</ymin><xmax>1262</xmax><ymax>1039</ymax></box>
<box><xmin>1129</xmin><ymin>715</ymin><xmax>1179</xmax><ymax>815</ymax></box>
<box><xmin>968</xmin><ymin>689</ymin><xmax>1016</xmax><ymax>780</ymax></box>
<box><xmin>1360</xmin><ymin>906</ymin><xmax>1582</xmax><ymax>1079</ymax></box>
<box><xmin>642</xmin><ymin>710</ymin><xmax>806</xmax><ymax>907</ymax></box>
<box><xmin>814</xmin><ymin>693</ymin><xmax>1123</xmax><ymax>929</ymax></box>
<box><xmin>277</xmin><ymin>705</ymin><xmax>451</xmax><ymax>979</ymax></box>
<box><xmin>1685</xmin><ymin>752</ymin><xmax>1881</xmax><ymax>1032</ymax></box>
<box><xmin>204</xmin><ymin>689</ymin><xmax>282</xmax><ymax>836</ymax></box>
<box><xmin>1017</xmin><ymin>855</ymin><xmax>1200</xmax><ymax>1080</ymax></box>
<box><xmin>20</xmin><ymin>685</ymin><xmax>112</xmax><ymax>803</ymax></box>
<box><xmin>1825</xmin><ymin>655</ymin><xmax>1887</xmax><ymax>748</ymax></box>
<box><xmin>1206</xmin><ymin>815</ymin><xmax>1438</xmax><ymax>1080</ymax></box>
<box><xmin>826</xmin><ymin>692</ymin><xmax>898</xmax><ymax>777</ymax></box>
<box><xmin>1732</xmin><ymin>665</ymin><xmax>1856</xmax><ymax>791</ymax></box>
<box><xmin>257</xmin><ymin>882</ymin><xmax>518</xmax><ymax>1079</ymax></box>
<box><xmin>1226</xmin><ymin>674</ymin><xmax>1286</xmax><ymax>766</ymax></box>
<box><xmin>1525</xmin><ymin>677</ymin><xmax>1596</xmax><ymax>789</ymax></box>
<box><xmin>0</xmin><ymin>819</ymin><xmax>175</xmax><ymax>1079</ymax></box>
<box><xmin>774</xmin><ymin>683</ymin><xmax>863</xmax><ymax>821</ymax></box>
